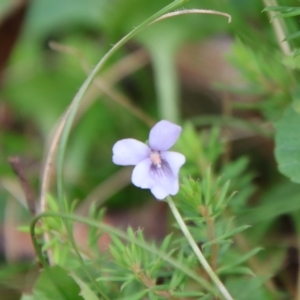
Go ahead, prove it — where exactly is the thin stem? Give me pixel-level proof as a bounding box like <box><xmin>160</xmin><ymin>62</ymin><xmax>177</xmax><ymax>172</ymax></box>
<box><xmin>151</xmin><ymin>48</ymin><xmax>180</xmax><ymax>123</ymax></box>
<box><xmin>30</xmin><ymin>211</ymin><xmax>216</xmax><ymax>295</ymax></box>
<box><xmin>263</xmin><ymin>0</ymin><xmax>292</xmax><ymax>56</ymax></box>
<box><xmin>166</xmin><ymin>196</ymin><xmax>234</xmax><ymax>300</ymax></box>
<box><xmin>148</xmin><ymin>9</ymin><xmax>231</xmax><ymax>123</ymax></box>
<box><xmin>207</xmin><ymin>216</ymin><xmax>218</xmax><ymax>271</ymax></box>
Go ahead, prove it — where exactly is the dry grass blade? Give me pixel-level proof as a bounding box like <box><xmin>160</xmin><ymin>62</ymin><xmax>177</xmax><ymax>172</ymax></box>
<box><xmin>40</xmin><ymin>46</ymin><xmax>153</xmax><ymax>210</ymax></box>
<box><xmin>151</xmin><ymin>9</ymin><xmax>231</xmax><ymax>25</ymax></box>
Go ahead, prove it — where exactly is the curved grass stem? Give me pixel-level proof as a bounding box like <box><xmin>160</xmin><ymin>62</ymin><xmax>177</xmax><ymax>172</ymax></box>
<box><xmin>56</xmin><ymin>0</ymin><xmax>190</xmax><ymax>203</ymax></box>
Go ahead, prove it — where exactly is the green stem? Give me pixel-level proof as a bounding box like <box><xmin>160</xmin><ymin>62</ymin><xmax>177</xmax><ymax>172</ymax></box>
<box><xmin>30</xmin><ymin>211</ymin><xmax>216</xmax><ymax>295</ymax></box>
<box><xmin>263</xmin><ymin>0</ymin><xmax>292</xmax><ymax>56</ymax></box>
<box><xmin>166</xmin><ymin>196</ymin><xmax>234</xmax><ymax>300</ymax></box>
<box><xmin>151</xmin><ymin>47</ymin><xmax>180</xmax><ymax>123</ymax></box>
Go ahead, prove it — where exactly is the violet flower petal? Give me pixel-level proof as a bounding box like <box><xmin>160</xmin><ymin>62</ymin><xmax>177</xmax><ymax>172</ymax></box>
<box><xmin>112</xmin><ymin>138</ymin><xmax>150</xmax><ymax>166</ymax></box>
<box><xmin>150</xmin><ymin>168</ymin><xmax>178</xmax><ymax>200</ymax></box>
<box><xmin>151</xmin><ymin>184</ymin><xmax>170</xmax><ymax>200</ymax></box>
<box><xmin>132</xmin><ymin>158</ymin><xmax>155</xmax><ymax>188</ymax></box>
<box><xmin>149</xmin><ymin>120</ymin><xmax>182</xmax><ymax>151</ymax></box>
<box><xmin>148</xmin><ymin>158</ymin><xmax>179</xmax><ymax>200</ymax></box>
<box><xmin>161</xmin><ymin>151</ymin><xmax>186</xmax><ymax>178</ymax></box>
<box><xmin>149</xmin><ymin>151</ymin><xmax>185</xmax><ymax>200</ymax></box>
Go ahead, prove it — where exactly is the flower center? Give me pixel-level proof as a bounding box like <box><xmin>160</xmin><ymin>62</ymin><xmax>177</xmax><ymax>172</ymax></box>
<box><xmin>150</xmin><ymin>150</ymin><xmax>162</xmax><ymax>168</ymax></box>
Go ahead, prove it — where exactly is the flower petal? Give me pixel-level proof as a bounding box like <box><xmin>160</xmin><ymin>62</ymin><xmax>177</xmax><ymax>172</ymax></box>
<box><xmin>161</xmin><ymin>151</ymin><xmax>186</xmax><ymax>177</ymax></box>
<box><xmin>112</xmin><ymin>139</ymin><xmax>150</xmax><ymax>166</ymax></box>
<box><xmin>150</xmin><ymin>184</ymin><xmax>170</xmax><ymax>200</ymax></box>
<box><xmin>149</xmin><ymin>160</ymin><xmax>180</xmax><ymax>200</ymax></box>
<box><xmin>132</xmin><ymin>158</ymin><xmax>155</xmax><ymax>188</ymax></box>
<box><xmin>150</xmin><ymin>151</ymin><xmax>185</xmax><ymax>199</ymax></box>
<box><xmin>150</xmin><ymin>176</ymin><xmax>179</xmax><ymax>200</ymax></box>
<box><xmin>149</xmin><ymin>120</ymin><xmax>182</xmax><ymax>151</ymax></box>
<box><xmin>132</xmin><ymin>153</ymin><xmax>184</xmax><ymax>200</ymax></box>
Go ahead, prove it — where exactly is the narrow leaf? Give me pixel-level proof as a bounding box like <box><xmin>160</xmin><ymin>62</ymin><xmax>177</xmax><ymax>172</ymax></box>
<box><xmin>262</xmin><ymin>6</ymin><xmax>297</xmax><ymax>13</ymax></box>
<box><xmin>283</xmin><ymin>31</ymin><xmax>300</xmax><ymax>41</ymax></box>
<box><xmin>202</xmin><ymin>225</ymin><xmax>250</xmax><ymax>248</ymax></box>
<box><xmin>71</xmin><ymin>274</ymin><xmax>99</xmax><ymax>300</ymax></box>
<box><xmin>118</xmin><ymin>289</ymin><xmax>148</xmax><ymax>300</ymax></box>
<box><xmin>172</xmin><ymin>291</ymin><xmax>205</xmax><ymax>297</ymax></box>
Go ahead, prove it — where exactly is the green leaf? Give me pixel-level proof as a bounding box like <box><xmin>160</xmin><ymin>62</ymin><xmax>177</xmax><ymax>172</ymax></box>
<box><xmin>46</xmin><ymin>194</ymin><xmax>59</xmax><ymax>212</ymax></box>
<box><xmin>71</xmin><ymin>274</ymin><xmax>99</xmax><ymax>300</ymax></box>
<box><xmin>172</xmin><ymin>291</ymin><xmax>205</xmax><ymax>297</ymax></box>
<box><xmin>118</xmin><ymin>289</ymin><xmax>148</xmax><ymax>300</ymax></box>
<box><xmin>277</xmin><ymin>10</ymin><xmax>300</xmax><ymax>18</ymax></box>
<box><xmin>170</xmin><ymin>269</ymin><xmax>185</xmax><ymax>289</ymax></box>
<box><xmin>218</xmin><ymin>266</ymin><xmax>255</xmax><ymax>276</ymax></box>
<box><xmin>41</xmin><ymin>236</ymin><xmax>59</xmax><ymax>251</ymax></box>
<box><xmin>218</xmin><ymin>246</ymin><xmax>260</xmax><ymax>274</ymax></box>
<box><xmin>32</xmin><ymin>266</ymin><xmax>83</xmax><ymax>300</ymax></box>
<box><xmin>294</xmin><ymin>48</ymin><xmax>300</xmax><ymax>58</ymax></box>
<box><xmin>110</xmin><ymin>235</ymin><xmax>125</xmax><ymax>252</ymax></box>
<box><xmin>275</xmin><ymin>105</ymin><xmax>300</xmax><ymax>183</ymax></box>
<box><xmin>216</xmin><ymin>180</ymin><xmax>231</xmax><ymax>210</ymax></box>
<box><xmin>160</xmin><ymin>234</ymin><xmax>173</xmax><ymax>252</ymax></box>
<box><xmin>283</xmin><ymin>30</ymin><xmax>300</xmax><ymax>41</ymax></box>
<box><xmin>234</xmin><ymin>247</ymin><xmax>263</xmax><ymax>266</ymax></box>
<box><xmin>263</xmin><ymin>6</ymin><xmax>300</xmax><ymax>17</ymax></box>
<box><xmin>237</xmin><ymin>180</ymin><xmax>300</xmax><ymax>224</ymax></box>
<box><xmin>148</xmin><ymin>291</ymin><xmax>158</xmax><ymax>300</ymax></box>
<box><xmin>226</xmin><ymin>276</ymin><xmax>271</xmax><ymax>300</ymax></box>
<box><xmin>262</xmin><ymin>6</ymin><xmax>297</xmax><ymax>13</ymax></box>
<box><xmin>96</xmin><ymin>276</ymin><xmax>130</xmax><ymax>282</ymax></box>
<box><xmin>120</xmin><ymin>276</ymin><xmax>136</xmax><ymax>291</ymax></box>
<box><xmin>202</xmin><ymin>225</ymin><xmax>250</xmax><ymax>248</ymax></box>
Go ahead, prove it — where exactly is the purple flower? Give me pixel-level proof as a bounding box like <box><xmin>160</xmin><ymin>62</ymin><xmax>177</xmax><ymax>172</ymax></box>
<box><xmin>112</xmin><ymin>120</ymin><xmax>186</xmax><ymax>200</ymax></box>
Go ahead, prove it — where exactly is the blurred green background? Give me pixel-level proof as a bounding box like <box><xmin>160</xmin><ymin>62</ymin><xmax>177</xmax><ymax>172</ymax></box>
<box><xmin>1</xmin><ymin>0</ymin><xmax>300</xmax><ymax>298</ymax></box>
